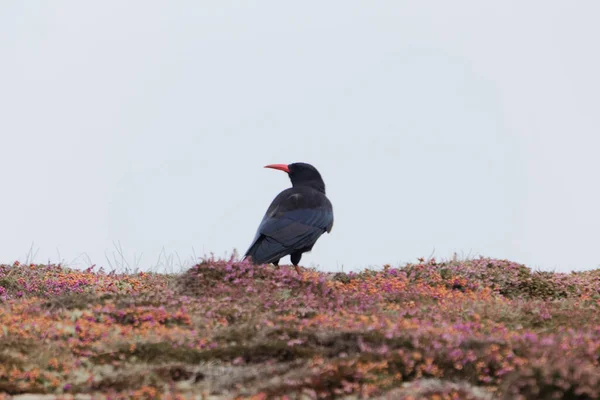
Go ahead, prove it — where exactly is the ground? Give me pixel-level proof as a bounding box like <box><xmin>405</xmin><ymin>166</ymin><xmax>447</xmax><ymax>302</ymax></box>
<box><xmin>1</xmin><ymin>257</ymin><xmax>600</xmax><ymax>399</ymax></box>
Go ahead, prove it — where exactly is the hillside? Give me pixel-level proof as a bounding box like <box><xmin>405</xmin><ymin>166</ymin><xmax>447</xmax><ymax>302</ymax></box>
<box><xmin>1</xmin><ymin>257</ymin><xmax>600</xmax><ymax>399</ymax></box>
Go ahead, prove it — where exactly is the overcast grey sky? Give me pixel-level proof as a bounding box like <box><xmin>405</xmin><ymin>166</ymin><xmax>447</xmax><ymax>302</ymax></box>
<box><xmin>1</xmin><ymin>2</ymin><xmax>599</xmax><ymax>272</ymax></box>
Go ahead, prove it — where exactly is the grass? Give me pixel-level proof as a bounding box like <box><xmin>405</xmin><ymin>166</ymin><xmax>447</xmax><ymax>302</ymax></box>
<box><xmin>1</xmin><ymin>256</ymin><xmax>600</xmax><ymax>399</ymax></box>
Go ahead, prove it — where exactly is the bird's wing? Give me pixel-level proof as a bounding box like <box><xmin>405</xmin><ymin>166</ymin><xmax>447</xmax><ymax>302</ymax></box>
<box><xmin>245</xmin><ymin>207</ymin><xmax>333</xmax><ymax>264</ymax></box>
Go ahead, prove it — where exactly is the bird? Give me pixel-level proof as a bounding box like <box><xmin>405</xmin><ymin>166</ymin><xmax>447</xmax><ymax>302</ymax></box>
<box><xmin>244</xmin><ymin>162</ymin><xmax>334</xmax><ymax>273</ymax></box>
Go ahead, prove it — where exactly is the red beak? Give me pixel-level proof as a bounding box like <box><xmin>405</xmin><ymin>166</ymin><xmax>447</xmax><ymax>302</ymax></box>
<box><xmin>264</xmin><ymin>164</ymin><xmax>290</xmax><ymax>173</ymax></box>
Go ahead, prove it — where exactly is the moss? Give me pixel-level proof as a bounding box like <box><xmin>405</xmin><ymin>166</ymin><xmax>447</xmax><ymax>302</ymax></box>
<box><xmin>154</xmin><ymin>365</ymin><xmax>197</xmax><ymax>382</ymax></box>
<box><xmin>176</xmin><ymin>263</ymin><xmax>227</xmax><ymax>296</ymax></box>
<box><xmin>439</xmin><ymin>268</ymin><xmax>453</xmax><ymax>280</ymax></box>
<box><xmin>0</xmin><ymin>276</ymin><xmax>19</xmax><ymax>291</ymax></box>
<box><xmin>332</xmin><ymin>272</ymin><xmax>352</xmax><ymax>284</ymax></box>
<box><xmin>90</xmin><ymin>373</ymin><xmax>148</xmax><ymax>392</ymax></box>
<box><xmin>42</xmin><ymin>292</ymin><xmax>113</xmax><ymax>310</ymax></box>
<box><xmin>516</xmin><ymin>271</ymin><xmax>568</xmax><ymax>300</ymax></box>
<box><xmin>0</xmin><ymin>382</ymin><xmax>37</xmax><ymax>395</ymax></box>
<box><xmin>0</xmin><ymin>352</ymin><xmax>24</xmax><ymax>370</ymax></box>
<box><xmin>501</xmin><ymin>365</ymin><xmax>598</xmax><ymax>400</ymax></box>
<box><xmin>215</xmin><ymin>342</ymin><xmax>315</xmax><ymax>363</ymax></box>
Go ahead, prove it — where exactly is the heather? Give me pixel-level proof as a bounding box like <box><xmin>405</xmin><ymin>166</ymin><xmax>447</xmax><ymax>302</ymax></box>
<box><xmin>1</xmin><ymin>258</ymin><xmax>600</xmax><ymax>399</ymax></box>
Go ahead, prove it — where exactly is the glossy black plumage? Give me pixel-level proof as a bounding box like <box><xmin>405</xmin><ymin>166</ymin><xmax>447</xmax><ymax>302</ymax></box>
<box><xmin>245</xmin><ymin>163</ymin><xmax>333</xmax><ymax>268</ymax></box>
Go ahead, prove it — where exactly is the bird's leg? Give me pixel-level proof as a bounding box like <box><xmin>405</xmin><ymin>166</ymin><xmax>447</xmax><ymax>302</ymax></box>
<box><xmin>290</xmin><ymin>252</ymin><xmax>302</xmax><ymax>275</ymax></box>
<box><xmin>272</xmin><ymin>259</ymin><xmax>280</xmax><ymax>268</ymax></box>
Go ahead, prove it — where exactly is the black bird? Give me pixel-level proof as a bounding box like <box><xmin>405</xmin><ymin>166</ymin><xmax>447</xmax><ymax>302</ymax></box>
<box><xmin>244</xmin><ymin>162</ymin><xmax>334</xmax><ymax>273</ymax></box>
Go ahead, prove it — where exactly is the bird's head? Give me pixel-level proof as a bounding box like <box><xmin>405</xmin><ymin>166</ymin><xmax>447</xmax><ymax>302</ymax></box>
<box><xmin>264</xmin><ymin>162</ymin><xmax>326</xmax><ymax>193</ymax></box>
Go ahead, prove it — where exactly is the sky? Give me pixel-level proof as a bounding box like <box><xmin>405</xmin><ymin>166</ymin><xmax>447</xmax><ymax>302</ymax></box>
<box><xmin>1</xmin><ymin>2</ymin><xmax>599</xmax><ymax>272</ymax></box>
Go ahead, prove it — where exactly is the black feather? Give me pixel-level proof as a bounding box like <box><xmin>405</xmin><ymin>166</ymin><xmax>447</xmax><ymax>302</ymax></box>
<box><xmin>245</xmin><ymin>163</ymin><xmax>333</xmax><ymax>266</ymax></box>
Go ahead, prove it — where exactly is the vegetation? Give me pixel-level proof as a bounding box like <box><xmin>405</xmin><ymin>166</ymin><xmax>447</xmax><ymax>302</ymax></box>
<box><xmin>1</xmin><ymin>257</ymin><xmax>600</xmax><ymax>399</ymax></box>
